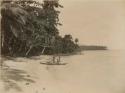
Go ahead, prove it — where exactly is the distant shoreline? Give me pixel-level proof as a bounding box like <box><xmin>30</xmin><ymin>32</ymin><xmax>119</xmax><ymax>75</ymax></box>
<box><xmin>79</xmin><ymin>45</ymin><xmax>108</xmax><ymax>51</ymax></box>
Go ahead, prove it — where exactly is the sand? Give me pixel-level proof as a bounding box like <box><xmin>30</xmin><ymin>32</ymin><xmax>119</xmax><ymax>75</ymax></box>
<box><xmin>0</xmin><ymin>50</ymin><xmax>125</xmax><ymax>93</ymax></box>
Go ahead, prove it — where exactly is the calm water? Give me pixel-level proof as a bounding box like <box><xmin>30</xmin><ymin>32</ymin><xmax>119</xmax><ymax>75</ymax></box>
<box><xmin>1</xmin><ymin>50</ymin><xmax>125</xmax><ymax>93</ymax></box>
<box><xmin>48</xmin><ymin>50</ymin><xmax>125</xmax><ymax>93</ymax></box>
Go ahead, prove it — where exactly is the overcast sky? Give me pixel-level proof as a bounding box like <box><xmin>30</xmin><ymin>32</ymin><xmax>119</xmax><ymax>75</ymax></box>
<box><xmin>39</xmin><ymin>0</ymin><xmax>125</xmax><ymax>49</ymax></box>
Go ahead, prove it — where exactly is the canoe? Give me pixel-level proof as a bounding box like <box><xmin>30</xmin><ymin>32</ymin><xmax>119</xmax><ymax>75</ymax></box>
<box><xmin>40</xmin><ymin>62</ymin><xmax>67</xmax><ymax>65</ymax></box>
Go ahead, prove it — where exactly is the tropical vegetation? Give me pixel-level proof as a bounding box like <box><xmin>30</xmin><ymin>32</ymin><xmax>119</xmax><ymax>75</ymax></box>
<box><xmin>1</xmin><ymin>0</ymin><xmax>79</xmax><ymax>57</ymax></box>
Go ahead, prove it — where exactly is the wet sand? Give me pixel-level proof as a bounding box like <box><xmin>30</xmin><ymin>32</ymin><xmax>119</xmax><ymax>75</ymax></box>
<box><xmin>0</xmin><ymin>50</ymin><xmax>125</xmax><ymax>93</ymax></box>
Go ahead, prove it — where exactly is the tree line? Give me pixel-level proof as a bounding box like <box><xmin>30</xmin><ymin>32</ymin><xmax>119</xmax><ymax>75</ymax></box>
<box><xmin>1</xmin><ymin>0</ymin><xmax>79</xmax><ymax>57</ymax></box>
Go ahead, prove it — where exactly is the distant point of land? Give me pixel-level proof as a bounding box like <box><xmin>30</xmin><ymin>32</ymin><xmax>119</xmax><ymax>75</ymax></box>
<box><xmin>80</xmin><ymin>45</ymin><xmax>108</xmax><ymax>51</ymax></box>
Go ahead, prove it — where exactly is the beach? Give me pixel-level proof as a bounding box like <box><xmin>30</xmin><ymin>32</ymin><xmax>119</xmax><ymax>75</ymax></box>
<box><xmin>0</xmin><ymin>50</ymin><xmax>125</xmax><ymax>93</ymax></box>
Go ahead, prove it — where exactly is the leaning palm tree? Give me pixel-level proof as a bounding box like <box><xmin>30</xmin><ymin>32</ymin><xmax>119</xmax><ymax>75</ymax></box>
<box><xmin>1</xmin><ymin>2</ymin><xmax>34</xmax><ymax>56</ymax></box>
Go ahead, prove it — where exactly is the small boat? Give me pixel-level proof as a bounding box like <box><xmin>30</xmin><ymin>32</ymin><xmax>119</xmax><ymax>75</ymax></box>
<box><xmin>40</xmin><ymin>62</ymin><xmax>67</xmax><ymax>65</ymax></box>
<box><xmin>40</xmin><ymin>54</ymin><xmax>67</xmax><ymax>65</ymax></box>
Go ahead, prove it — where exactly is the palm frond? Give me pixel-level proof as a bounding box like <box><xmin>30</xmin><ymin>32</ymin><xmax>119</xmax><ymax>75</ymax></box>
<box><xmin>1</xmin><ymin>3</ymin><xmax>30</xmax><ymax>39</ymax></box>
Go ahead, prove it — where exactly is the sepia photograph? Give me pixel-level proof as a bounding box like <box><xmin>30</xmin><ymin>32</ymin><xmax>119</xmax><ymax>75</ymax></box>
<box><xmin>0</xmin><ymin>0</ymin><xmax>125</xmax><ymax>93</ymax></box>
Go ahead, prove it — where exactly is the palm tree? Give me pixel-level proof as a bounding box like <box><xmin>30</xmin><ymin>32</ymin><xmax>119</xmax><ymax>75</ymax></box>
<box><xmin>1</xmin><ymin>2</ymin><xmax>33</xmax><ymax>55</ymax></box>
<box><xmin>64</xmin><ymin>34</ymin><xmax>72</xmax><ymax>41</ymax></box>
<box><xmin>1</xmin><ymin>0</ymin><xmax>78</xmax><ymax>56</ymax></box>
<box><xmin>75</xmin><ymin>38</ymin><xmax>79</xmax><ymax>44</ymax></box>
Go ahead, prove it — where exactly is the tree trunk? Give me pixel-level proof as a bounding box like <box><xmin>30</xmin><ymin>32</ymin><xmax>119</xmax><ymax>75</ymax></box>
<box><xmin>41</xmin><ymin>47</ymin><xmax>46</xmax><ymax>54</ymax></box>
<box><xmin>26</xmin><ymin>46</ymin><xmax>32</xmax><ymax>56</ymax></box>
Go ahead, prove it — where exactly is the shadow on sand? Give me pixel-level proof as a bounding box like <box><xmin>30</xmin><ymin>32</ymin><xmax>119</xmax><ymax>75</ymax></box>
<box><xmin>2</xmin><ymin>56</ymin><xmax>27</xmax><ymax>62</ymax></box>
<box><xmin>1</xmin><ymin>68</ymin><xmax>35</xmax><ymax>92</ymax></box>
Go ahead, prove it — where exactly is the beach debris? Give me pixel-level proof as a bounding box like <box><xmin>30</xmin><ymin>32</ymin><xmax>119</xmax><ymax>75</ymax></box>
<box><xmin>26</xmin><ymin>75</ymin><xmax>30</xmax><ymax>77</ymax></box>
<box><xmin>43</xmin><ymin>87</ymin><xmax>46</xmax><ymax>90</ymax></box>
<box><xmin>25</xmin><ymin>82</ymin><xmax>30</xmax><ymax>85</ymax></box>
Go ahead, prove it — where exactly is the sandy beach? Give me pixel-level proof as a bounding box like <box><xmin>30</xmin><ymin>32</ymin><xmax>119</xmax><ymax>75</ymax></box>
<box><xmin>1</xmin><ymin>50</ymin><xmax>125</xmax><ymax>93</ymax></box>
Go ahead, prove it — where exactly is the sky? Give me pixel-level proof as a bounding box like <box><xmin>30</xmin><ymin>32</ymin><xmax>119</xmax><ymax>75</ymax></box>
<box><xmin>38</xmin><ymin>0</ymin><xmax>125</xmax><ymax>49</ymax></box>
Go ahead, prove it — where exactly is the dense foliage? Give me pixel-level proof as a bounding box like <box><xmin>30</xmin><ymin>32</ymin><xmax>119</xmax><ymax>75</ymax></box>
<box><xmin>1</xmin><ymin>0</ymin><xmax>79</xmax><ymax>57</ymax></box>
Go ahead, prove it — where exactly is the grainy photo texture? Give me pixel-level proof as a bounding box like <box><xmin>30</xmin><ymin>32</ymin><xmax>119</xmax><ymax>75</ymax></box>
<box><xmin>0</xmin><ymin>0</ymin><xmax>125</xmax><ymax>93</ymax></box>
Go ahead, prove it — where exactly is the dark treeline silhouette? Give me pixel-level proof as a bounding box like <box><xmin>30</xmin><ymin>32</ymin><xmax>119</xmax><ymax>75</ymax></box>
<box><xmin>1</xmin><ymin>0</ymin><xmax>79</xmax><ymax>57</ymax></box>
<box><xmin>80</xmin><ymin>45</ymin><xmax>107</xmax><ymax>50</ymax></box>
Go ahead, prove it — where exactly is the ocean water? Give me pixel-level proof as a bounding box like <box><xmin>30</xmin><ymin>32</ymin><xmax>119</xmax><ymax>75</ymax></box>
<box><xmin>49</xmin><ymin>50</ymin><xmax>125</xmax><ymax>93</ymax></box>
